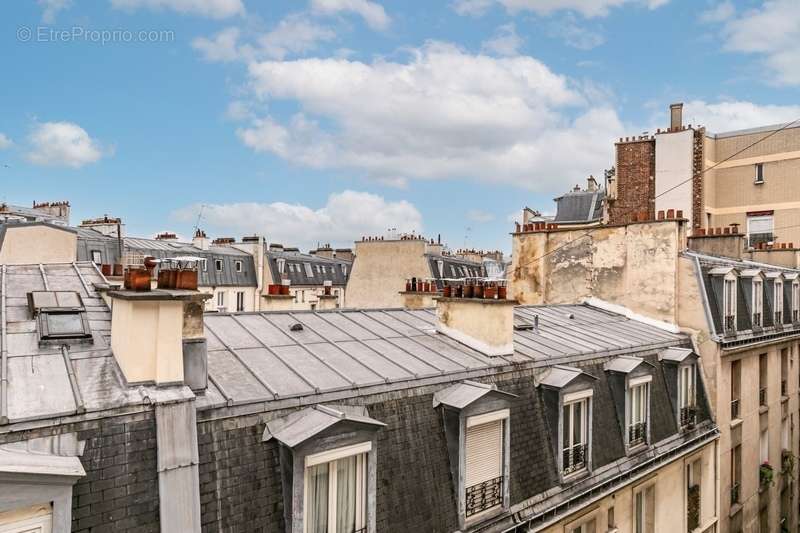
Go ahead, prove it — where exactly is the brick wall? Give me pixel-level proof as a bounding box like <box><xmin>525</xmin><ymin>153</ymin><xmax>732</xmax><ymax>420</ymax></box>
<box><xmin>692</xmin><ymin>128</ymin><xmax>705</xmax><ymax>229</ymax></box>
<box><xmin>608</xmin><ymin>139</ymin><xmax>656</xmax><ymax>224</ymax></box>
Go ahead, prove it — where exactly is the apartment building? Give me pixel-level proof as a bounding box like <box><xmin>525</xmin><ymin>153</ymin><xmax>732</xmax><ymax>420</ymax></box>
<box><xmin>0</xmin><ymin>200</ymin><xmax>71</xmax><ymax>225</ymax></box>
<box><xmin>0</xmin><ymin>226</ymin><xmax>719</xmax><ymax>533</ymax></box>
<box><xmin>511</xmin><ymin>216</ymin><xmax>800</xmax><ymax>532</ymax></box>
<box><xmin>608</xmin><ymin>102</ymin><xmax>800</xmax><ymax>250</ymax></box>
<box><xmin>345</xmin><ymin>234</ymin><xmax>486</xmax><ymax>308</ymax></box>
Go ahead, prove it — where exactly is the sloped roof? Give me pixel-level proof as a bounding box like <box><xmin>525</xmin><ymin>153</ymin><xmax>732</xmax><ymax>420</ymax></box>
<box><xmin>262</xmin><ymin>404</ymin><xmax>385</xmax><ymax>447</ymax></box>
<box><xmin>603</xmin><ymin>355</ymin><xmax>651</xmax><ymax>373</ymax></box>
<box><xmin>266</xmin><ymin>250</ymin><xmax>351</xmax><ymax>286</ymax></box>
<box><xmin>659</xmin><ymin>347</ymin><xmax>696</xmax><ymax>363</ymax></box>
<box><xmin>432</xmin><ymin>380</ymin><xmax>517</xmax><ymax>409</ymax></box>
<box><xmin>537</xmin><ymin>365</ymin><xmax>597</xmax><ymax>389</ymax></box>
<box><xmin>553</xmin><ymin>190</ymin><xmax>605</xmax><ymax>224</ymax></box>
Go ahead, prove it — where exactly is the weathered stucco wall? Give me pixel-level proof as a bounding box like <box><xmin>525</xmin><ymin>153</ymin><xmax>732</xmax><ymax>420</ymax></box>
<box><xmin>0</xmin><ymin>225</ymin><xmax>77</xmax><ymax>265</ymax></box>
<box><xmin>345</xmin><ymin>239</ymin><xmax>431</xmax><ymax>309</ymax></box>
<box><xmin>510</xmin><ymin>220</ymin><xmax>684</xmax><ymax>323</ymax></box>
<box><xmin>655</xmin><ymin>129</ymin><xmax>695</xmax><ymax>227</ymax></box>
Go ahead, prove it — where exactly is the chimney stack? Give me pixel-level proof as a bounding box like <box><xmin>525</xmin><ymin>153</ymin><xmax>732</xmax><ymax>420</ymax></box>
<box><xmin>670</xmin><ymin>102</ymin><xmax>683</xmax><ymax>130</ymax></box>
<box><xmin>435</xmin><ymin>296</ymin><xmax>516</xmax><ymax>357</ymax></box>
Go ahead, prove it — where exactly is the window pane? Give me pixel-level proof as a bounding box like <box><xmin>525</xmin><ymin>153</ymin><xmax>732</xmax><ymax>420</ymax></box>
<box><xmin>46</xmin><ymin>313</ymin><xmax>84</xmax><ymax>335</ymax></box>
<box><xmin>563</xmin><ymin>404</ymin><xmax>570</xmax><ymax>448</ymax></box>
<box><xmin>336</xmin><ymin>456</ymin><xmax>358</xmax><ymax>533</ymax></box>
<box><xmin>307</xmin><ymin>463</ymin><xmax>329</xmax><ymax>533</ymax></box>
<box><xmin>573</xmin><ymin>402</ymin><xmax>582</xmax><ymax>444</ymax></box>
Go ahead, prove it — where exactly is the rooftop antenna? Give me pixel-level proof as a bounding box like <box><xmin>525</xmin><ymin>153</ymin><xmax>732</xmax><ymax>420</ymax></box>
<box><xmin>193</xmin><ymin>204</ymin><xmax>206</xmax><ymax>234</ymax></box>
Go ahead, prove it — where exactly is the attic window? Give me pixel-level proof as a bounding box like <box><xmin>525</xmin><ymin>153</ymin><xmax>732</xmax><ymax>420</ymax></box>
<box><xmin>28</xmin><ymin>291</ymin><xmax>92</xmax><ymax>342</ymax></box>
<box><xmin>793</xmin><ymin>280</ymin><xmax>800</xmax><ymax>322</ymax></box>
<box><xmin>723</xmin><ymin>276</ymin><xmax>737</xmax><ymax>332</ymax></box>
<box><xmin>235</xmin><ymin>260</ymin><xmax>243</xmax><ymax>273</ymax></box>
<box><xmin>752</xmin><ymin>278</ymin><xmax>764</xmax><ymax>327</ymax></box>
<box><xmin>215</xmin><ymin>259</ymin><xmax>223</xmax><ymax>272</ymax></box>
<box><xmin>304</xmin><ymin>263</ymin><xmax>314</xmax><ymax>277</ymax></box>
<box><xmin>276</xmin><ymin>258</ymin><xmax>286</xmax><ymax>274</ymax></box>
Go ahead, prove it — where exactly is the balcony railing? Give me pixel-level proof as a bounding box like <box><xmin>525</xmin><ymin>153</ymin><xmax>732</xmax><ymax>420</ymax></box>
<box><xmin>724</xmin><ymin>315</ymin><xmax>736</xmax><ymax>333</ymax></box>
<box><xmin>731</xmin><ymin>482</ymin><xmax>741</xmax><ymax>505</ymax></box>
<box><xmin>465</xmin><ymin>476</ymin><xmax>503</xmax><ymax>517</ymax></box>
<box><xmin>759</xmin><ymin>387</ymin><xmax>767</xmax><ymax>406</ymax></box>
<box><xmin>628</xmin><ymin>422</ymin><xmax>646</xmax><ymax>447</ymax></box>
<box><xmin>731</xmin><ymin>399</ymin><xmax>740</xmax><ymax>419</ymax></box>
<box><xmin>562</xmin><ymin>443</ymin><xmax>587</xmax><ymax>475</ymax></box>
<box><xmin>753</xmin><ymin>312</ymin><xmax>762</xmax><ymax>327</ymax></box>
<box><xmin>680</xmin><ymin>406</ymin><xmax>697</xmax><ymax>429</ymax></box>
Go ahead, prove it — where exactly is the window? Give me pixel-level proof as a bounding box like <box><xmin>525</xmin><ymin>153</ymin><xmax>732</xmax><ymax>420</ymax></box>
<box><xmin>752</xmin><ymin>278</ymin><xmax>764</xmax><ymax>327</ymax></box>
<box><xmin>201</xmin><ymin>259</ymin><xmax>207</xmax><ymax>272</ymax></box>
<box><xmin>755</xmin><ymin>162</ymin><xmax>764</xmax><ymax>184</ymax></box>
<box><xmin>627</xmin><ymin>379</ymin><xmax>650</xmax><ymax>448</ymax></box>
<box><xmin>569</xmin><ymin>517</ymin><xmax>596</xmax><ymax>533</ymax></box>
<box><xmin>678</xmin><ymin>364</ymin><xmax>696</xmax><ymax>428</ymax></box>
<box><xmin>465</xmin><ymin>411</ymin><xmax>507</xmax><ymax>519</ymax></box>
<box><xmin>775</xmin><ymin>280</ymin><xmax>784</xmax><ymax>324</ymax></box>
<box><xmin>215</xmin><ymin>259</ymin><xmax>223</xmax><ymax>272</ymax></box>
<box><xmin>342</xmin><ymin>265</ymin><xmax>348</xmax><ymax>277</ymax></box>
<box><xmin>793</xmin><ymin>281</ymin><xmax>800</xmax><ymax>322</ymax></box>
<box><xmin>305</xmin><ymin>263</ymin><xmax>314</xmax><ymax>277</ymax></box>
<box><xmin>304</xmin><ymin>444</ymin><xmax>368</xmax><ymax>533</ymax></box>
<box><xmin>760</xmin><ymin>428</ymin><xmax>769</xmax><ymax>464</ymax></box>
<box><xmin>731</xmin><ymin>359</ymin><xmax>741</xmax><ymax>420</ymax></box>
<box><xmin>687</xmin><ymin>458</ymin><xmax>702</xmax><ymax>532</ymax></box>
<box><xmin>217</xmin><ymin>291</ymin><xmax>225</xmax><ymax>309</ymax></box>
<box><xmin>607</xmin><ymin>507</ymin><xmax>615</xmax><ymax>531</ymax></box>
<box><xmin>90</xmin><ymin>250</ymin><xmax>102</xmax><ymax>264</ymax></box>
<box><xmin>235</xmin><ymin>260</ymin><xmax>243</xmax><ymax>273</ymax></box>
<box><xmin>562</xmin><ymin>395</ymin><xmax>590</xmax><ymax>476</ymax></box>
<box><xmin>29</xmin><ymin>291</ymin><xmax>92</xmax><ymax>342</ymax></box>
<box><xmin>781</xmin><ymin>348</ymin><xmax>788</xmax><ymax>397</ymax></box>
<box><xmin>633</xmin><ymin>484</ymin><xmax>655</xmax><ymax>533</ymax></box>
<box><xmin>236</xmin><ymin>291</ymin><xmax>245</xmax><ymax>312</ymax></box>
<box><xmin>724</xmin><ymin>277</ymin><xmax>737</xmax><ymax>332</ymax></box>
<box><xmin>747</xmin><ymin>214</ymin><xmax>773</xmax><ymax>248</ymax></box>
<box><xmin>759</xmin><ymin>353</ymin><xmax>768</xmax><ymax>407</ymax></box>
<box><xmin>731</xmin><ymin>445</ymin><xmax>742</xmax><ymax>505</ymax></box>
<box><xmin>277</xmin><ymin>258</ymin><xmax>286</xmax><ymax>274</ymax></box>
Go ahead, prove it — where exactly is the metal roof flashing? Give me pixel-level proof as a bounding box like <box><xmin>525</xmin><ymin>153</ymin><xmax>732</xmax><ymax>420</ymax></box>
<box><xmin>432</xmin><ymin>380</ymin><xmax>517</xmax><ymax>409</ymax></box>
<box><xmin>262</xmin><ymin>404</ymin><xmax>385</xmax><ymax>447</ymax></box>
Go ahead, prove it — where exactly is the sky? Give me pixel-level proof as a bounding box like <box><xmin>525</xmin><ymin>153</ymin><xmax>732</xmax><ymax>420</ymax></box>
<box><xmin>1</xmin><ymin>0</ymin><xmax>799</xmax><ymax>253</ymax></box>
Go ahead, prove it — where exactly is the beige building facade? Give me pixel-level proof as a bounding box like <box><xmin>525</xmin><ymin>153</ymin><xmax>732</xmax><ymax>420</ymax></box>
<box><xmin>511</xmin><ymin>218</ymin><xmax>800</xmax><ymax>533</ymax></box>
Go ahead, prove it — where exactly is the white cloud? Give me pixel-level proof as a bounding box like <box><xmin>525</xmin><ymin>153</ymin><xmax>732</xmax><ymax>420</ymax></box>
<box><xmin>172</xmin><ymin>191</ymin><xmax>423</xmax><ymax>249</ymax></box>
<box><xmin>481</xmin><ymin>24</ymin><xmax>524</xmax><ymax>56</ymax></box>
<box><xmin>25</xmin><ymin>121</ymin><xmax>106</xmax><ymax>168</ymax></box>
<box><xmin>699</xmin><ymin>1</ymin><xmax>734</xmax><ymax>23</ymax></box>
<box><xmin>0</xmin><ymin>134</ymin><xmax>12</xmax><ymax>150</ymax></box>
<box><xmin>110</xmin><ymin>0</ymin><xmax>244</xmax><ymax>18</ymax></box>
<box><xmin>549</xmin><ymin>14</ymin><xmax>605</xmax><ymax>49</ymax></box>
<box><xmin>236</xmin><ymin>41</ymin><xmax>624</xmax><ymax>193</ymax></box>
<box><xmin>715</xmin><ymin>0</ymin><xmax>800</xmax><ymax>86</ymax></box>
<box><xmin>452</xmin><ymin>0</ymin><xmax>668</xmax><ymax>18</ymax></box>
<box><xmin>467</xmin><ymin>209</ymin><xmax>495</xmax><ymax>223</ymax></box>
<box><xmin>192</xmin><ymin>16</ymin><xmax>336</xmax><ymax>62</ymax></box>
<box><xmin>310</xmin><ymin>0</ymin><xmax>390</xmax><ymax>30</ymax></box>
<box><xmin>680</xmin><ymin>100</ymin><xmax>800</xmax><ymax>133</ymax></box>
<box><xmin>39</xmin><ymin>0</ymin><xmax>72</xmax><ymax>23</ymax></box>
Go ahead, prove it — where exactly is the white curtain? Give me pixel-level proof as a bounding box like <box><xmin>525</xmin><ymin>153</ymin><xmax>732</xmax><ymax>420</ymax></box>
<box><xmin>336</xmin><ymin>456</ymin><xmax>357</xmax><ymax>533</ymax></box>
<box><xmin>308</xmin><ymin>463</ymin><xmax>329</xmax><ymax>533</ymax></box>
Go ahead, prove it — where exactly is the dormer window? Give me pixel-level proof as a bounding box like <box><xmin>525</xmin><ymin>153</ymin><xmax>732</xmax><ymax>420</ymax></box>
<box><xmin>774</xmin><ymin>279</ymin><xmax>784</xmax><ymax>324</ymax></box>
<box><xmin>562</xmin><ymin>390</ymin><xmax>591</xmax><ymax>476</ymax></box>
<box><xmin>678</xmin><ymin>364</ymin><xmax>696</xmax><ymax>429</ymax></box>
<box><xmin>304</xmin><ymin>263</ymin><xmax>314</xmax><ymax>277</ymax></box>
<box><xmin>660</xmin><ymin>347</ymin><xmax>700</xmax><ymax>431</ymax></box>
<box><xmin>305</xmin><ymin>445</ymin><xmax>368</xmax><ymax>533</ymax></box>
<box><xmin>215</xmin><ymin>259</ymin><xmax>223</xmax><ymax>272</ymax></box>
<box><xmin>276</xmin><ymin>258</ymin><xmax>286</xmax><ymax>274</ymax></box>
<box><xmin>465</xmin><ymin>411</ymin><xmax>507</xmax><ymax>518</ymax></box>
<box><xmin>627</xmin><ymin>377</ymin><xmax>650</xmax><ymax>448</ymax></box>
<box><xmin>752</xmin><ymin>278</ymin><xmax>763</xmax><ymax>327</ymax></box>
<box><xmin>234</xmin><ymin>260</ymin><xmax>243</xmax><ymax>273</ymax></box>
<box><xmin>724</xmin><ymin>277</ymin><xmax>737</xmax><ymax>332</ymax></box>
<box><xmin>791</xmin><ymin>278</ymin><xmax>800</xmax><ymax>322</ymax></box>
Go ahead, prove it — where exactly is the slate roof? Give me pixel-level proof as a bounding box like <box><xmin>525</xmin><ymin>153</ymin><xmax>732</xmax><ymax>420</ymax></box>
<box><xmin>689</xmin><ymin>251</ymin><xmax>800</xmax><ymax>347</ymax></box>
<box><xmin>426</xmin><ymin>254</ymin><xmax>487</xmax><ymax>287</ymax></box>
<box><xmin>198</xmin><ymin>303</ymin><xmax>687</xmax><ymax>410</ymax></box>
<box><xmin>553</xmin><ymin>189</ymin><xmax>605</xmax><ymax>224</ymax></box>
<box><xmin>266</xmin><ymin>250</ymin><xmax>351</xmax><ymax>286</ymax></box>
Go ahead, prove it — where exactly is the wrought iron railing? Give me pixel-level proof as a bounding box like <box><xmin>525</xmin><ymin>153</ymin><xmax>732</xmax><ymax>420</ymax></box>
<box><xmin>562</xmin><ymin>443</ymin><xmax>587</xmax><ymax>475</ymax></box>
<box><xmin>628</xmin><ymin>422</ymin><xmax>646</xmax><ymax>447</ymax></box>
<box><xmin>731</xmin><ymin>398</ymin><xmax>740</xmax><ymax>419</ymax></box>
<box><xmin>760</xmin><ymin>387</ymin><xmax>767</xmax><ymax>406</ymax></box>
<box><xmin>730</xmin><ymin>482</ymin><xmax>740</xmax><ymax>505</ymax></box>
<box><xmin>753</xmin><ymin>312</ymin><xmax>762</xmax><ymax>327</ymax></box>
<box><xmin>680</xmin><ymin>406</ymin><xmax>697</xmax><ymax>429</ymax></box>
<box><xmin>724</xmin><ymin>315</ymin><xmax>736</xmax><ymax>332</ymax></box>
<box><xmin>465</xmin><ymin>476</ymin><xmax>503</xmax><ymax>517</ymax></box>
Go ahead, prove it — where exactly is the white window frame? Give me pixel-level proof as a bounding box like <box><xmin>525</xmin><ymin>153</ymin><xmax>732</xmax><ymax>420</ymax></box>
<box><xmin>753</xmin><ymin>278</ymin><xmax>764</xmax><ymax>327</ymax></box>
<box><xmin>747</xmin><ymin>214</ymin><xmax>773</xmax><ymax>247</ymax></box>
<box><xmin>201</xmin><ymin>258</ymin><xmax>207</xmax><ymax>272</ymax></box>
<box><xmin>463</xmin><ymin>410</ymin><xmax>509</xmax><ymax>521</ymax></box>
<box><xmin>626</xmin><ymin>378</ymin><xmax>650</xmax><ymax>448</ymax></box>
<box><xmin>90</xmin><ymin>250</ymin><xmax>102</xmax><ymax>264</ymax></box>
<box><xmin>724</xmin><ymin>274</ymin><xmax>737</xmax><ymax>331</ymax></box>
<box><xmin>562</xmin><ymin>394</ymin><xmax>591</xmax><ymax>477</ymax></box>
<box><xmin>235</xmin><ymin>260</ymin><xmax>243</xmax><ymax>273</ymax></box>
<box><xmin>793</xmin><ymin>281</ymin><xmax>800</xmax><ymax>321</ymax></box>
<box><xmin>303</xmin><ymin>442</ymin><xmax>370</xmax><ymax>533</ymax></box>
<box><xmin>755</xmin><ymin>162</ymin><xmax>764</xmax><ymax>184</ymax></box>
<box><xmin>775</xmin><ymin>280</ymin><xmax>784</xmax><ymax>322</ymax></box>
<box><xmin>342</xmin><ymin>265</ymin><xmax>348</xmax><ymax>277</ymax></box>
<box><xmin>678</xmin><ymin>364</ymin><xmax>696</xmax><ymax>411</ymax></box>
<box><xmin>214</xmin><ymin>259</ymin><xmax>223</xmax><ymax>272</ymax></box>
<box><xmin>216</xmin><ymin>291</ymin><xmax>225</xmax><ymax>308</ymax></box>
<box><xmin>633</xmin><ymin>482</ymin><xmax>656</xmax><ymax>533</ymax></box>
<box><xmin>304</xmin><ymin>263</ymin><xmax>314</xmax><ymax>278</ymax></box>
<box><xmin>276</xmin><ymin>258</ymin><xmax>286</xmax><ymax>274</ymax></box>
<box><xmin>236</xmin><ymin>291</ymin><xmax>245</xmax><ymax>312</ymax></box>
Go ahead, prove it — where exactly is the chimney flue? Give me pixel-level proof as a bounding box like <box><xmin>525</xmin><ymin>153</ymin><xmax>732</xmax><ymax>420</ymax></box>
<box><xmin>670</xmin><ymin>102</ymin><xmax>683</xmax><ymax>131</ymax></box>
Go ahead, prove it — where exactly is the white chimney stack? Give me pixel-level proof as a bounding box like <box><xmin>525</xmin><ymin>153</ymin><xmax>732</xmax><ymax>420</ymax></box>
<box><xmin>435</xmin><ymin>296</ymin><xmax>516</xmax><ymax>357</ymax></box>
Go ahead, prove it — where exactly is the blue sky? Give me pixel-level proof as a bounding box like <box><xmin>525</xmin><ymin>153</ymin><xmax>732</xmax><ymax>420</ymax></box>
<box><xmin>1</xmin><ymin>0</ymin><xmax>799</xmax><ymax>253</ymax></box>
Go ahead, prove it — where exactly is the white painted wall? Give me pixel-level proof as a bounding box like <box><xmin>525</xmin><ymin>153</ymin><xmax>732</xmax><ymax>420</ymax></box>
<box><xmin>655</xmin><ymin>129</ymin><xmax>694</xmax><ymax>227</ymax></box>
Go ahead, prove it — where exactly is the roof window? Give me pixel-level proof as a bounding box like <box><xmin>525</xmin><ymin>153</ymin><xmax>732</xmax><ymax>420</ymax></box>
<box><xmin>28</xmin><ymin>291</ymin><xmax>92</xmax><ymax>343</ymax></box>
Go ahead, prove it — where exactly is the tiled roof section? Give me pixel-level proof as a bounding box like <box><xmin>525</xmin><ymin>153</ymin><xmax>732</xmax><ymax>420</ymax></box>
<box><xmin>198</xmin><ymin>303</ymin><xmax>688</xmax><ymax>410</ymax></box>
<box><xmin>0</xmin><ymin>262</ymin><xmax>146</xmax><ymax>426</ymax></box>
<box><xmin>123</xmin><ymin>237</ymin><xmax>257</xmax><ymax>287</ymax></box>
<box><xmin>688</xmin><ymin>251</ymin><xmax>800</xmax><ymax>346</ymax></box>
<box><xmin>553</xmin><ymin>190</ymin><xmax>605</xmax><ymax>224</ymax></box>
<box><xmin>266</xmin><ymin>250</ymin><xmax>350</xmax><ymax>286</ymax></box>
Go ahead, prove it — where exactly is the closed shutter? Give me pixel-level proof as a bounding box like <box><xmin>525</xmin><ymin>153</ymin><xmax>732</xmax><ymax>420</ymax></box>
<box><xmin>465</xmin><ymin>419</ymin><xmax>503</xmax><ymax>488</ymax></box>
<box><xmin>0</xmin><ymin>504</ymin><xmax>52</xmax><ymax>533</ymax></box>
